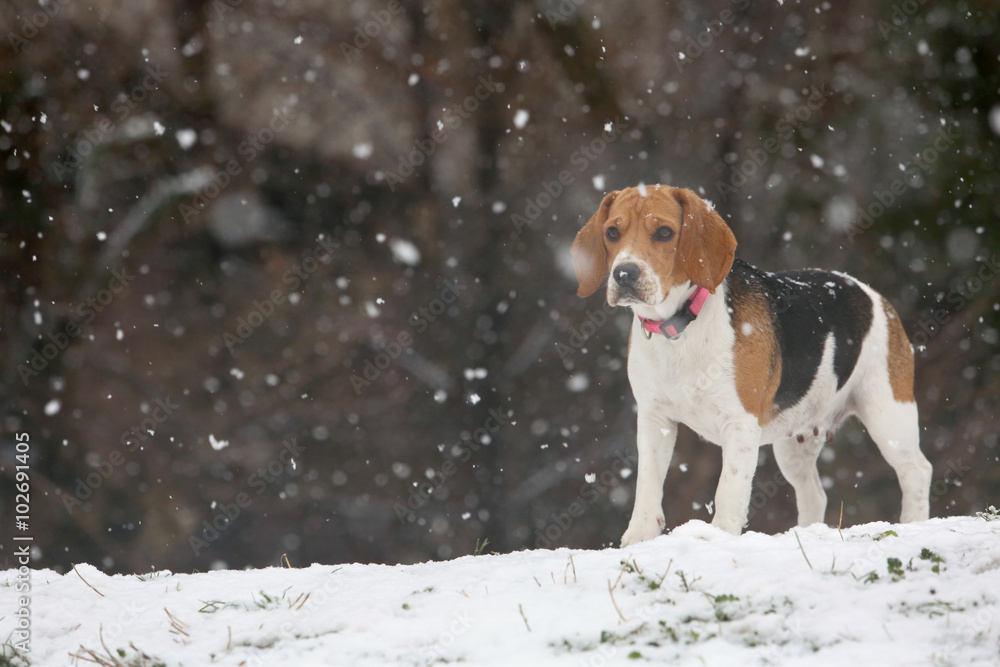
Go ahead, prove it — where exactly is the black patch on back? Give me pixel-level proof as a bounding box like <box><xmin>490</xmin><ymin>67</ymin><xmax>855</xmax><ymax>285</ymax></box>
<box><xmin>726</xmin><ymin>260</ymin><xmax>873</xmax><ymax>412</ymax></box>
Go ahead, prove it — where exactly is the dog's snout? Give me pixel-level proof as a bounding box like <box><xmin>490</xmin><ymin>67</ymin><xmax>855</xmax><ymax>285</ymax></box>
<box><xmin>614</xmin><ymin>263</ymin><xmax>641</xmax><ymax>288</ymax></box>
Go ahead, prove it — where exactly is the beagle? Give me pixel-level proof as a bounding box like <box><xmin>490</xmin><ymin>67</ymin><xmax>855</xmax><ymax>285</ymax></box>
<box><xmin>571</xmin><ymin>185</ymin><xmax>932</xmax><ymax>545</ymax></box>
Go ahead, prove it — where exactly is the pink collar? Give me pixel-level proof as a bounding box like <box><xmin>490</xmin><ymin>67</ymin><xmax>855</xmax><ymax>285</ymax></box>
<box><xmin>638</xmin><ymin>287</ymin><xmax>710</xmax><ymax>340</ymax></box>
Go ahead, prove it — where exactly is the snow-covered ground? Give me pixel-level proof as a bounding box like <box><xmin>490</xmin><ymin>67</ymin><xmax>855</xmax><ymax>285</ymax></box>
<box><xmin>3</xmin><ymin>515</ymin><xmax>999</xmax><ymax>666</ymax></box>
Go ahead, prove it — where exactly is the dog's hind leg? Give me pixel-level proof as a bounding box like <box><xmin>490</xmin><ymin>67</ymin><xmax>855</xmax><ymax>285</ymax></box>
<box><xmin>772</xmin><ymin>435</ymin><xmax>827</xmax><ymax>526</ymax></box>
<box><xmin>855</xmin><ymin>396</ymin><xmax>931</xmax><ymax>522</ymax></box>
<box><xmin>853</xmin><ymin>298</ymin><xmax>932</xmax><ymax>523</ymax></box>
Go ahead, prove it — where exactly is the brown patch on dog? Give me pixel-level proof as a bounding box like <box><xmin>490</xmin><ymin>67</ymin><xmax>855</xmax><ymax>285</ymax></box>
<box><xmin>571</xmin><ymin>191</ymin><xmax>618</xmax><ymax>297</ymax></box>
<box><xmin>572</xmin><ymin>186</ymin><xmax>737</xmax><ymax>304</ymax></box>
<box><xmin>729</xmin><ymin>280</ymin><xmax>782</xmax><ymax>426</ymax></box>
<box><xmin>673</xmin><ymin>188</ymin><xmax>737</xmax><ymax>293</ymax></box>
<box><xmin>882</xmin><ymin>298</ymin><xmax>915</xmax><ymax>403</ymax></box>
<box><xmin>607</xmin><ymin>187</ymin><xmax>689</xmax><ymax>293</ymax></box>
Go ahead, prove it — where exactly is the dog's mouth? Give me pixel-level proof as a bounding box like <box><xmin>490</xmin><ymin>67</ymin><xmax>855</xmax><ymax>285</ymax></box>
<box><xmin>611</xmin><ymin>294</ymin><xmax>647</xmax><ymax>308</ymax></box>
<box><xmin>610</xmin><ymin>281</ymin><xmax>696</xmax><ymax>322</ymax></box>
<box><xmin>608</xmin><ymin>288</ymin><xmax>639</xmax><ymax>307</ymax></box>
<box><xmin>608</xmin><ymin>283</ymin><xmax>660</xmax><ymax>308</ymax></box>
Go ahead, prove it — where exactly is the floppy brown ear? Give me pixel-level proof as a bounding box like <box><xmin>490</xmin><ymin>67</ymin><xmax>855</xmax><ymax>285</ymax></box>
<box><xmin>674</xmin><ymin>188</ymin><xmax>737</xmax><ymax>293</ymax></box>
<box><xmin>571</xmin><ymin>190</ymin><xmax>618</xmax><ymax>297</ymax></box>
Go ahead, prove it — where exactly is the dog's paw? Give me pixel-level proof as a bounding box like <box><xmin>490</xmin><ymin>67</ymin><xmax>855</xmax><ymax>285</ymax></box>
<box><xmin>620</xmin><ymin>514</ymin><xmax>665</xmax><ymax>548</ymax></box>
<box><xmin>710</xmin><ymin>514</ymin><xmax>745</xmax><ymax>536</ymax></box>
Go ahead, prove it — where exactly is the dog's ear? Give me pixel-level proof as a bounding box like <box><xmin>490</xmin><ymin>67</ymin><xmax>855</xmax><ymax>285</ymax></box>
<box><xmin>674</xmin><ymin>188</ymin><xmax>737</xmax><ymax>293</ymax></box>
<box><xmin>571</xmin><ymin>190</ymin><xmax>618</xmax><ymax>297</ymax></box>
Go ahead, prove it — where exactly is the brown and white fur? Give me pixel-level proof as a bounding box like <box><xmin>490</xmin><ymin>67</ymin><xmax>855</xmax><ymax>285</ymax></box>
<box><xmin>571</xmin><ymin>185</ymin><xmax>932</xmax><ymax>545</ymax></box>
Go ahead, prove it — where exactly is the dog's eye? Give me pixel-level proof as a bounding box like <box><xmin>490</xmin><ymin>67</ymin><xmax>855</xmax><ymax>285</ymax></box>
<box><xmin>606</xmin><ymin>227</ymin><xmax>620</xmax><ymax>242</ymax></box>
<box><xmin>653</xmin><ymin>226</ymin><xmax>675</xmax><ymax>242</ymax></box>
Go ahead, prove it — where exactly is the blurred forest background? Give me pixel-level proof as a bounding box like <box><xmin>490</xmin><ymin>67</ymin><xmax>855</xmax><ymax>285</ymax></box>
<box><xmin>1</xmin><ymin>0</ymin><xmax>998</xmax><ymax>574</ymax></box>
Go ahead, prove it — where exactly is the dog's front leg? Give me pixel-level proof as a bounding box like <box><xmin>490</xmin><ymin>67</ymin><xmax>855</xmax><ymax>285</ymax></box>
<box><xmin>711</xmin><ymin>435</ymin><xmax>761</xmax><ymax>535</ymax></box>
<box><xmin>621</xmin><ymin>408</ymin><xmax>677</xmax><ymax>547</ymax></box>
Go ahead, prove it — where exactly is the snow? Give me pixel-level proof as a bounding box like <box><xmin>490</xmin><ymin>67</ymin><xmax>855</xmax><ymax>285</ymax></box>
<box><xmin>463</xmin><ymin>367</ymin><xmax>488</xmax><ymax>380</ymax></box>
<box><xmin>175</xmin><ymin>129</ymin><xmax>197</xmax><ymax>150</ymax></box>
<box><xmin>566</xmin><ymin>373</ymin><xmax>590</xmax><ymax>392</ymax></box>
<box><xmin>989</xmin><ymin>104</ymin><xmax>1000</xmax><ymax>137</ymax></box>
<box><xmin>352</xmin><ymin>142</ymin><xmax>373</xmax><ymax>159</ymax></box>
<box><xmin>4</xmin><ymin>517</ymin><xmax>998</xmax><ymax>665</ymax></box>
<box><xmin>208</xmin><ymin>434</ymin><xmax>229</xmax><ymax>451</ymax></box>
<box><xmin>388</xmin><ymin>238</ymin><xmax>421</xmax><ymax>266</ymax></box>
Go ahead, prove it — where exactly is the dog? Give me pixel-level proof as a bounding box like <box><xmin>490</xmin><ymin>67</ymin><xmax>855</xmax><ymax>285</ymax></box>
<box><xmin>570</xmin><ymin>185</ymin><xmax>932</xmax><ymax>545</ymax></box>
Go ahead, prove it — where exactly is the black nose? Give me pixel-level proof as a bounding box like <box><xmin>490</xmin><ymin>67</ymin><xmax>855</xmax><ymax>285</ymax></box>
<box><xmin>614</xmin><ymin>263</ymin><xmax>640</xmax><ymax>287</ymax></box>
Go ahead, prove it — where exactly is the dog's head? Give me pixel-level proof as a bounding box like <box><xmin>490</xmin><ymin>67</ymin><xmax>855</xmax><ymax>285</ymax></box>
<box><xmin>571</xmin><ymin>185</ymin><xmax>736</xmax><ymax>315</ymax></box>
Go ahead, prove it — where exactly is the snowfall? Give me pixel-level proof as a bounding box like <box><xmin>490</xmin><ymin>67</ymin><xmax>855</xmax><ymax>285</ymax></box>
<box><xmin>3</xmin><ymin>515</ymin><xmax>999</xmax><ymax>666</ymax></box>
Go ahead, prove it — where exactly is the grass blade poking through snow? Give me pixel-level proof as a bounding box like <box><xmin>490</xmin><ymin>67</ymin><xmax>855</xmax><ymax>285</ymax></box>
<box><xmin>794</xmin><ymin>531</ymin><xmax>814</xmax><ymax>570</ymax></box>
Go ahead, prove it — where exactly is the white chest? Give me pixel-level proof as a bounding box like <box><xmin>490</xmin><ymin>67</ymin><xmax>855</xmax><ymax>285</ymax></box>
<box><xmin>626</xmin><ymin>301</ymin><xmax>748</xmax><ymax>444</ymax></box>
